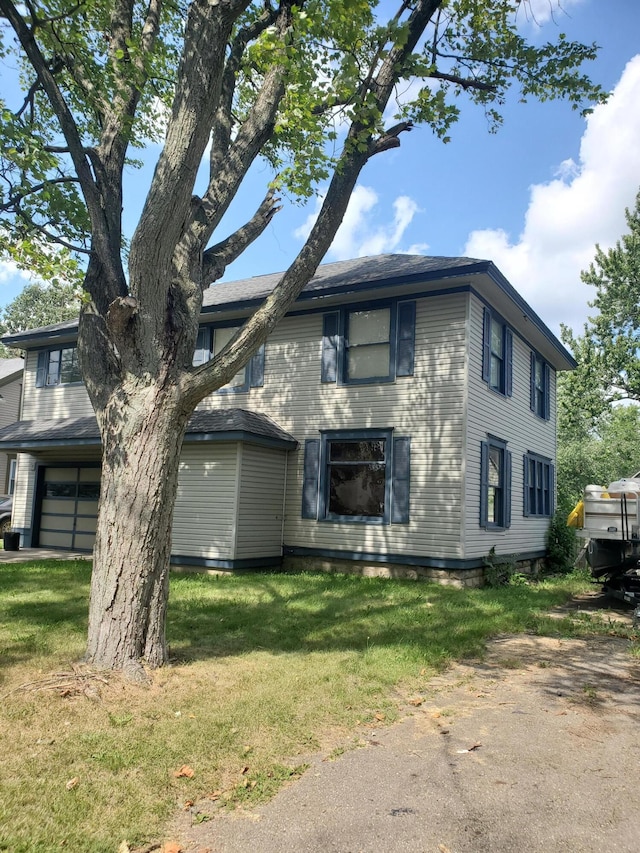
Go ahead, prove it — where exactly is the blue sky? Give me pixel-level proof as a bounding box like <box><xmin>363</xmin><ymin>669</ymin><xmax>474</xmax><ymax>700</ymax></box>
<box><xmin>1</xmin><ymin>0</ymin><xmax>639</xmax><ymax>340</ymax></box>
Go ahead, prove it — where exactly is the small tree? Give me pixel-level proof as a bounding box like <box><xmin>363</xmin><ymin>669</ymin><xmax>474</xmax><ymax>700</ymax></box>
<box><xmin>0</xmin><ymin>280</ymin><xmax>79</xmax><ymax>356</ymax></box>
<box><xmin>561</xmin><ymin>189</ymin><xmax>640</xmax><ymax>408</ymax></box>
<box><xmin>0</xmin><ymin>0</ymin><xmax>605</xmax><ymax>675</ymax></box>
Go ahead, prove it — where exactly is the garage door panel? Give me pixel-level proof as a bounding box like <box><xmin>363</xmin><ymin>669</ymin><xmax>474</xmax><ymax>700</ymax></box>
<box><xmin>38</xmin><ymin>466</ymin><xmax>100</xmax><ymax>551</ymax></box>
<box><xmin>41</xmin><ymin>514</ymin><xmax>75</xmax><ymax>531</ymax></box>
<box><xmin>41</xmin><ymin>498</ymin><xmax>77</xmax><ymax>514</ymax></box>
<box><xmin>40</xmin><ymin>530</ymin><xmax>75</xmax><ymax>548</ymax></box>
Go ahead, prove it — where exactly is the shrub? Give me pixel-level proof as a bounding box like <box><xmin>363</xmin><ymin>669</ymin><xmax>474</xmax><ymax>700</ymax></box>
<box><xmin>546</xmin><ymin>510</ymin><xmax>577</xmax><ymax>573</ymax></box>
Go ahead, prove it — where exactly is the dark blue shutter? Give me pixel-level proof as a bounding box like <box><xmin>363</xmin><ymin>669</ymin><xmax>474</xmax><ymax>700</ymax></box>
<box><xmin>482</xmin><ymin>309</ymin><xmax>491</xmax><ymax>383</ymax></box>
<box><xmin>543</xmin><ymin>363</ymin><xmax>551</xmax><ymax>420</ymax></box>
<box><xmin>505</xmin><ymin>450</ymin><xmax>512</xmax><ymax>528</ymax></box>
<box><xmin>36</xmin><ymin>350</ymin><xmax>48</xmax><ymax>387</ymax></box>
<box><xmin>523</xmin><ymin>455</ymin><xmax>531</xmax><ymax>517</ymax></box>
<box><xmin>193</xmin><ymin>328</ymin><xmax>210</xmax><ymax>367</ymax></box>
<box><xmin>480</xmin><ymin>441</ymin><xmax>489</xmax><ymax>527</ymax></box>
<box><xmin>321</xmin><ymin>313</ymin><xmax>339</xmax><ymax>383</ymax></box>
<box><xmin>250</xmin><ymin>344</ymin><xmax>265</xmax><ymax>388</ymax></box>
<box><xmin>302</xmin><ymin>439</ymin><xmax>320</xmax><ymax>519</ymax></box>
<box><xmin>505</xmin><ymin>329</ymin><xmax>513</xmax><ymax>397</ymax></box>
<box><xmin>530</xmin><ymin>352</ymin><xmax>536</xmax><ymax>412</ymax></box>
<box><xmin>550</xmin><ymin>463</ymin><xmax>556</xmax><ymax>514</ymax></box>
<box><xmin>396</xmin><ymin>301</ymin><xmax>416</xmax><ymax>377</ymax></box>
<box><xmin>391</xmin><ymin>437</ymin><xmax>411</xmax><ymax>523</ymax></box>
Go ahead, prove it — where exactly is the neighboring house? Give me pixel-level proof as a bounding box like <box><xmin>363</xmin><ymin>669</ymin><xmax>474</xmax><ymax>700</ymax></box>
<box><xmin>0</xmin><ymin>255</ymin><xmax>575</xmax><ymax>585</ymax></box>
<box><xmin>0</xmin><ymin>357</ymin><xmax>23</xmax><ymax>497</ymax></box>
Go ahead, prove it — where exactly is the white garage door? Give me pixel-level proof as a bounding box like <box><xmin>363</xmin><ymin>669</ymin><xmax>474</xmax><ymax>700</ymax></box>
<box><xmin>39</xmin><ymin>466</ymin><xmax>100</xmax><ymax>551</ymax></box>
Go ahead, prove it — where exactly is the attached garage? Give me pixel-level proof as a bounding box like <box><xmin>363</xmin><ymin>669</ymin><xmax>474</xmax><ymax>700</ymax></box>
<box><xmin>36</xmin><ymin>465</ymin><xmax>100</xmax><ymax>551</ymax></box>
<box><xmin>0</xmin><ymin>409</ymin><xmax>297</xmax><ymax>565</ymax></box>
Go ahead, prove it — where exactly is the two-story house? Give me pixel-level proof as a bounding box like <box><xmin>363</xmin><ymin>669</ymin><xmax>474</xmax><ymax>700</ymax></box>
<box><xmin>0</xmin><ymin>255</ymin><xmax>574</xmax><ymax>585</ymax></box>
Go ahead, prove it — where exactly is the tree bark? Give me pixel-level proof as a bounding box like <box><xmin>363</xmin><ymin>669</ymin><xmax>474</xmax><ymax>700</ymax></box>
<box><xmin>85</xmin><ymin>381</ymin><xmax>191</xmax><ymax>675</ymax></box>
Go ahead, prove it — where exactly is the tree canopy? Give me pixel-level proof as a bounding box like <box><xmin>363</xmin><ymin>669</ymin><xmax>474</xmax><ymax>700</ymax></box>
<box><xmin>0</xmin><ymin>0</ymin><xmax>607</xmax><ymax>673</ymax></box>
<box><xmin>561</xmin><ymin>189</ymin><xmax>640</xmax><ymax>414</ymax></box>
<box><xmin>0</xmin><ymin>280</ymin><xmax>79</xmax><ymax>356</ymax></box>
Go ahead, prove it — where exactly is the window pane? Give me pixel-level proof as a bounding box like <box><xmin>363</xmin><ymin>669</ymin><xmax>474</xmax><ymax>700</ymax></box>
<box><xmin>328</xmin><ymin>463</ymin><xmax>386</xmax><ymax>517</ymax></box>
<box><xmin>45</xmin><ymin>483</ymin><xmax>76</xmax><ymax>498</ymax></box>
<box><xmin>348</xmin><ymin>309</ymin><xmax>390</xmax><ymax>345</ymax></box>
<box><xmin>60</xmin><ymin>348</ymin><xmax>81</xmax><ymax>383</ymax></box>
<box><xmin>488</xmin><ymin>487</ymin><xmax>496</xmax><ymax>523</ymax></box>
<box><xmin>214</xmin><ymin>327</ymin><xmax>246</xmax><ymax>387</ymax></box>
<box><xmin>348</xmin><ymin>344</ymin><xmax>390</xmax><ymax>379</ymax></box>
<box><xmin>329</xmin><ymin>440</ymin><xmax>385</xmax><ymax>463</ymax></box>
<box><xmin>47</xmin><ymin>351</ymin><xmax>61</xmax><ymax>385</ymax></box>
<box><xmin>490</xmin><ymin>354</ymin><xmax>502</xmax><ymax>390</ymax></box>
<box><xmin>490</xmin><ymin>323</ymin><xmax>503</xmax><ymax>355</ymax></box>
<box><xmin>488</xmin><ymin>447</ymin><xmax>502</xmax><ymax>486</ymax></box>
<box><xmin>78</xmin><ymin>483</ymin><xmax>100</xmax><ymax>499</ymax></box>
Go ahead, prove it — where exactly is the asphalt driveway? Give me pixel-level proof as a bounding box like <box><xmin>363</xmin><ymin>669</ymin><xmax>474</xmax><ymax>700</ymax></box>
<box><xmin>176</xmin><ymin>621</ymin><xmax>640</xmax><ymax>853</ymax></box>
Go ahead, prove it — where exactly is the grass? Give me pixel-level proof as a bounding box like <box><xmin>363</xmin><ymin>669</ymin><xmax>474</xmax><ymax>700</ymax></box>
<box><xmin>0</xmin><ymin>560</ymin><xmax>635</xmax><ymax>852</ymax></box>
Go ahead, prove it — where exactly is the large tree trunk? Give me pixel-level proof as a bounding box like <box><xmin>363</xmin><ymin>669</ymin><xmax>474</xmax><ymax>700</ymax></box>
<box><xmin>85</xmin><ymin>382</ymin><xmax>191</xmax><ymax>676</ymax></box>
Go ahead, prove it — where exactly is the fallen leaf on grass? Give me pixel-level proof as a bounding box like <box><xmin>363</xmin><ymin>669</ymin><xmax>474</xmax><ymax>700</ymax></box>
<box><xmin>162</xmin><ymin>843</ymin><xmax>182</xmax><ymax>853</ymax></box>
<box><xmin>206</xmin><ymin>790</ymin><xmax>223</xmax><ymax>801</ymax></box>
<box><xmin>374</xmin><ymin>712</ymin><xmax>386</xmax><ymax>721</ymax></box>
<box><xmin>117</xmin><ymin>843</ymin><xmax>130</xmax><ymax>853</ymax></box>
<box><xmin>407</xmin><ymin>697</ymin><xmax>423</xmax><ymax>707</ymax></box>
<box><xmin>439</xmin><ymin>844</ymin><xmax>452</xmax><ymax>853</ymax></box>
<box><xmin>173</xmin><ymin>765</ymin><xmax>194</xmax><ymax>778</ymax></box>
<box><xmin>65</xmin><ymin>777</ymin><xmax>79</xmax><ymax>790</ymax></box>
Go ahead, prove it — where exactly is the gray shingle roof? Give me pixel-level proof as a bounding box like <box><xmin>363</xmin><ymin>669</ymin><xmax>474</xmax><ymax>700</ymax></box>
<box><xmin>1</xmin><ymin>254</ymin><xmax>485</xmax><ymax>344</ymax></box>
<box><xmin>0</xmin><ymin>358</ymin><xmax>24</xmax><ymax>382</ymax></box>
<box><xmin>0</xmin><ymin>409</ymin><xmax>297</xmax><ymax>450</ymax></box>
<box><xmin>200</xmin><ymin>254</ymin><xmax>485</xmax><ymax>310</ymax></box>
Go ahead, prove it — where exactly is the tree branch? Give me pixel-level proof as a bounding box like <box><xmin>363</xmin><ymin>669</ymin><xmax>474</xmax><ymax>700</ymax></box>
<box><xmin>194</xmin><ymin>0</ymin><xmax>293</xmax><ymax>246</ymax></box>
<box><xmin>129</xmin><ymin>0</ymin><xmax>251</xmax><ymax>301</ymax></box>
<box><xmin>209</xmin><ymin>2</ymin><xmax>280</xmax><ymax>179</ymax></box>
<box><xmin>201</xmin><ymin>189</ymin><xmax>282</xmax><ymax>285</ymax></box>
<box><xmin>0</xmin><ymin>176</ymin><xmax>80</xmax><ymax>212</ymax></box>
<box><xmin>428</xmin><ymin>70</ymin><xmax>497</xmax><ymax>92</ymax></box>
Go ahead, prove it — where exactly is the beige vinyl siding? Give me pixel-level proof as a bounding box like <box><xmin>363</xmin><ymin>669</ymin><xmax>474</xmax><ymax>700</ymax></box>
<box><xmin>171</xmin><ymin>443</ymin><xmax>239</xmax><ymax>561</ymax></box>
<box><xmin>12</xmin><ymin>453</ymin><xmax>35</xmax><ymax>533</ymax></box>
<box><xmin>198</xmin><ymin>294</ymin><xmax>468</xmax><ymax>561</ymax></box>
<box><xmin>0</xmin><ymin>375</ymin><xmax>21</xmax><ymax>493</ymax></box>
<box><xmin>235</xmin><ymin>444</ymin><xmax>286</xmax><ymax>559</ymax></box>
<box><xmin>464</xmin><ymin>294</ymin><xmax>557</xmax><ymax>559</ymax></box>
<box><xmin>21</xmin><ymin>349</ymin><xmax>93</xmax><ymax>420</ymax></box>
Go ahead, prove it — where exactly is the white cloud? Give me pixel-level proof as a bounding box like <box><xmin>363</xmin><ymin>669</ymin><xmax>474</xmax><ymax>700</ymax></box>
<box><xmin>294</xmin><ymin>185</ymin><xmax>427</xmax><ymax>259</ymax></box>
<box><xmin>0</xmin><ymin>258</ymin><xmax>30</xmax><ymax>286</ymax></box>
<box><xmin>517</xmin><ymin>0</ymin><xmax>586</xmax><ymax>27</ymax></box>
<box><xmin>464</xmin><ymin>54</ymin><xmax>640</xmax><ymax>337</ymax></box>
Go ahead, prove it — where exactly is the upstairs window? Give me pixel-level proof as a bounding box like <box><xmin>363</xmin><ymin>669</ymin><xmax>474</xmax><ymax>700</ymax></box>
<box><xmin>193</xmin><ymin>325</ymin><xmax>265</xmax><ymax>392</ymax></box>
<box><xmin>530</xmin><ymin>352</ymin><xmax>551</xmax><ymax>420</ymax></box>
<box><xmin>482</xmin><ymin>308</ymin><xmax>512</xmax><ymax>397</ymax></box>
<box><xmin>321</xmin><ymin>300</ymin><xmax>415</xmax><ymax>385</ymax></box>
<box><xmin>36</xmin><ymin>347</ymin><xmax>81</xmax><ymax>387</ymax></box>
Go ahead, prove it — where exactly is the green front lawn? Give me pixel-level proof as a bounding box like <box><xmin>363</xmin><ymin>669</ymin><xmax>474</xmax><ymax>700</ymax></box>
<box><xmin>0</xmin><ymin>560</ymin><xmax>630</xmax><ymax>852</ymax></box>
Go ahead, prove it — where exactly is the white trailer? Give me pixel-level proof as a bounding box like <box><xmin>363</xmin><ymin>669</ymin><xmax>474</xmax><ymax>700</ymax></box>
<box><xmin>575</xmin><ymin>476</ymin><xmax>640</xmax><ymax>622</ymax></box>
